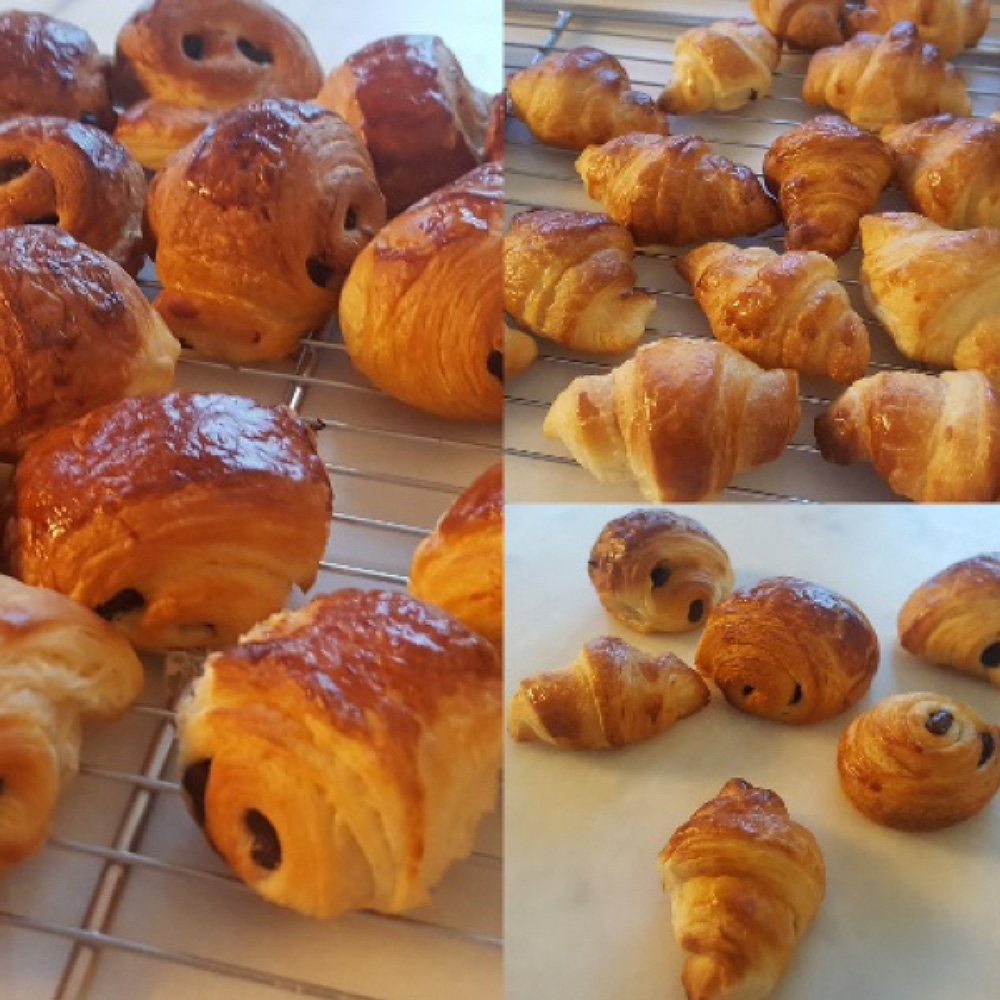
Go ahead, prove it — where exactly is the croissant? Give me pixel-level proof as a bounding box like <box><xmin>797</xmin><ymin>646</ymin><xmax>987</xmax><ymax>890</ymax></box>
<box><xmin>148</xmin><ymin>99</ymin><xmax>385</xmax><ymax>362</ymax></box>
<box><xmin>803</xmin><ymin>22</ymin><xmax>971</xmax><ymax>131</ymax></box>
<box><xmin>659</xmin><ymin>778</ymin><xmax>826</xmax><ymax>1000</ymax></box>
<box><xmin>838</xmin><ymin>692</ymin><xmax>1000</xmax><ymax>830</ymax></box>
<box><xmin>6</xmin><ymin>392</ymin><xmax>332</xmax><ymax>651</ymax></box>
<box><xmin>576</xmin><ymin>134</ymin><xmax>780</xmax><ymax>246</ymax></box>
<box><xmin>504</xmin><ymin>209</ymin><xmax>655</xmax><ymax>355</ymax></box>
<box><xmin>507</xmin><ymin>636</ymin><xmax>709</xmax><ymax>750</ymax></box>
<box><xmin>507</xmin><ymin>46</ymin><xmax>670</xmax><ymax>151</ymax></box>
<box><xmin>750</xmin><ymin>0</ymin><xmax>846</xmax><ymax>50</ymax></box>
<box><xmin>898</xmin><ymin>554</ymin><xmax>1000</xmax><ymax>687</ymax></box>
<box><xmin>485</xmin><ymin>93</ymin><xmax>505</xmax><ymax>164</ymax></box>
<box><xmin>677</xmin><ymin>242</ymin><xmax>870</xmax><ymax>383</ymax></box>
<box><xmin>340</xmin><ymin>163</ymin><xmax>502</xmax><ymax>421</ymax></box>
<box><xmin>409</xmin><ymin>463</ymin><xmax>503</xmax><ymax>645</ymax></box>
<box><xmin>815</xmin><ymin>370</ymin><xmax>1000</xmax><ymax>502</ymax></box>
<box><xmin>178</xmin><ymin>589</ymin><xmax>501</xmax><ymax>917</ymax></box>
<box><xmin>588</xmin><ymin>510</ymin><xmax>734</xmax><ymax>633</ymax></box>
<box><xmin>114</xmin><ymin>103</ymin><xmax>215</xmax><ymax>174</ymax></box>
<box><xmin>659</xmin><ymin>19</ymin><xmax>781</xmax><ymax>114</ymax></box>
<box><xmin>763</xmin><ymin>115</ymin><xmax>893</xmax><ymax>258</ymax></box>
<box><xmin>696</xmin><ymin>577</ymin><xmax>879</xmax><ymax>724</ymax></box>
<box><xmin>847</xmin><ymin>0</ymin><xmax>989</xmax><ymax>58</ymax></box>
<box><xmin>544</xmin><ymin>338</ymin><xmax>800</xmax><ymax>501</ymax></box>
<box><xmin>0</xmin><ymin>575</ymin><xmax>143</xmax><ymax>873</ymax></box>
<box><xmin>882</xmin><ymin>116</ymin><xmax>1000</xmax><ymax>230</ymax></box>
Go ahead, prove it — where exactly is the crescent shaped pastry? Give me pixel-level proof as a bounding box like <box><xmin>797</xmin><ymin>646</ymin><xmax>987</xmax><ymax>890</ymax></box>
<box><xmin>749</xmin><ymin>0</ymin><xmax>847</xmax><ymax>51</ymax></box>
<box><xmin>846</xmin><ymin>0</ymin><xmax>989</xmax><ymax>58</ymax></box>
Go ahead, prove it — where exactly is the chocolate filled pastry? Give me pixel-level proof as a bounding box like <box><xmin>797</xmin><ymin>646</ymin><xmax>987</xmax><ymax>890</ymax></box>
<box><xmin>177</xmin><ymin>589</ymin><xmax>501</xmax><ymax>917</ymax></box>
<box><xmin>696</xmin><ymin>577</ymin><xmax>879</xmax><ymax>724</ymax></box>
<box><xmin>7</xmin><ymin>392</ymin><xmax>332</xmax><ymax>651</ymax></box>
<box><xmin>0</xmin><ymin>575</ymin><xmax>143</xmax><ymax>874</ymax></box>
<box><xmin>113</xmin><ymin>0</ymin><xmax>323</xmax><ymax>171</ymax></box>
<box><xmin>318</xmin><ymin>35</ymin><xmax>491</xmax><ymax>216</ymax></box>
<box><xmin>898</xmin><ymin>553</ymin><xmax>1000</xmax><ymax>687</ymax></box>
<box><xmin>588</xmin><ymin>510</ymin><xmax>734</xmax><ymax>634</ymax></box>
<box><xmin>507</xmin><ymin>636</ymin><xmax>709</xmax><ymax>750</ymax></box>
<box><xmin>0</xmin><ymin>117</ymin><xmax>147</xmax><ymax>274</ymax></box>
<box><xmin>0</xmin><ymin>226</ymin><xmax>179</xmax><ymax>460</ymax></box>
<box><xmin>340</xmin><ymin>162</ymin><xmax>502</xmax><ymax>421</ymax></box>
<box><xmin>838</xmin><ymin>692</ymin><xmax>1000</xmax><ymax>830</ymax></box>
<box><xmin>148</xmin><ymin>99</ymin><xmax>385</xmax><ymax>362</ymax></box>
<box><xmin>0</xmin><ymin>11</ymin><xmax>115</xmax><ymax>131</ymax></box>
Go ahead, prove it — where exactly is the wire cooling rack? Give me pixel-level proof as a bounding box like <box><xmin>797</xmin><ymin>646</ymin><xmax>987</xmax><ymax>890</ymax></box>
<box><xmin>504</xmin><ymin>0</ymin><xmax>1000</xmax><ymax>503</ymax></box>
<box><xmin>0</xmin><ymin>261</ymin><xmax>502</xmax><ymax>998</ymax></box>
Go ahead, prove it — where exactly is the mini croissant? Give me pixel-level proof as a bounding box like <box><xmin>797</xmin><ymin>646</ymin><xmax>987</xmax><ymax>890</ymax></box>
<box><xmin>503</xmin><ymin>209</ymin><xmax>654</xmax><ymax>355</ymax></box>
<box><xmin>543</xmin><ymin>338</ymin><xmax>800</xmax><ymax>501</ymax></box>
<box><xmin>803</xmin><ymin>22</ymin><xmax>971</xmax><ymax>131</ymax></box>
<box><xmin>847</xmin><ymin>0</ymin><xmax>989</xmax><ymax>58</ymax></box>
<box><xmin>750</xmin><ymin>0</ymin><xmax>846</xmax><ymax>50</ymax></box>
<box><xmin>577</xmin><ymin>134</ymin><xmax>779</xmax><ymax>246</ymax></box>
<box><xmin>678</xmin><ymin>242</ymin><xmax>870</xmax><ymax>384</ymax></box>
<box><xmin>696</xmin><ymin>577</ymin><xmax>880</xmax><ymax>724</ymax></box>
<box><xmin>508</xmin><ymin>46</ymin><xmax>669</xmax><ymax>151</ymax></box>
<box><xmin>659</xmin><ymin>19</ymin><xmax>781</xmax><ymax>114</ymax></box>
<box><xmin>815</xmin><ymin>370</ymin><xmax>1000</xmax><ymax>502</ymax></box>
<box><xmin>659</xmin><ymin>778</ymin><xmax>826</xmax><ymax>1000</ymax></box>
<box><xmin>898</xmin><ymin>554</ymin><xmax>1000</xmax><ymax>687</ymax></box>
<box><xmin>763</xmin><ymin>115</ymin><xmax>893</xmax><ymax>258</ymax></box>
<box><xmin>507</xmin><ymin>636</ymin><xmax>709</xmax><ymax>750</ymax></box>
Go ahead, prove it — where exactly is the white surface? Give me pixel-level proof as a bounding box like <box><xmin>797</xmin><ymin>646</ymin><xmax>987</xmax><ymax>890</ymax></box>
<box><xmin>505</xmin><ymin>504</ymin><xmax>1000</xmax><ymax>1000</ymax></box>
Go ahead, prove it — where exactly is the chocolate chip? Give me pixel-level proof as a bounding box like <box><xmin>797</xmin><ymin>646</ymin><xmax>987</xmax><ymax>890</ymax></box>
<box><xmin>244</xmin><ymin>808</ymin><xmax>281</xmax><ymax>870</ymax></box>
<box><xmin>650</xmin><ymin>564</ymin><xmax>670</xmax><ymax>588</ymax></box>
<box><xmin>0</xmin><ymin>157</ymin><xmax>30</xmax><ymax>185</ymax></box>
<box><xmin>687</xmin><ymin>599</ymin><xmax>704</xmax><ymax>623</ymax></box>
<box><xmin>182</xmin><ymin>34</ymin><xmax>205</xmax><ymax>60</ymax></box>
<box><xmin>742</xmin><ymin>685</ymin><xmax>754</xmax><ymax>697</ymax></box>
<box><xmin>749</xmin><ymin>89</ymin><xmax>759</xmax><ymax>101</ymax></box>
<box><xmin>344</xmin><ymin>206</ymin><xmax>358</xmax><ymax>230</ymax></box>
<box><xmin>94</xmin><ymin>588</ymin><xmax>145</xmax><ymax>620</ymax></box>
<box><xmin>237</xmin><ymin>38</ymin><xmax>273</xmax><ymax>64</ymax></box>
<box><xmin>306</xmin><ymin>256</ymin><xmax>334</xmax><ymax>289</ymax></box>
<box><xmin>981</xmin><ymin>642</ymin><xmax>1000</xmax><ymax>668</ymax></box>
<box><xmin>979</xmin><ymin>732</ymin><xmax>995</xmax><ymax>767</ymax></box>
<box><xmin>182</xmin><ymin>759</ymin><xmax>212</xmax><ymax>827</ymax></box>
<box><xmin>925</xmin><ymin>709</ymin><xmax>953</xmax><ymax>736</ymax></box>
<box><xmin>26</xmin><ymin>214</ymin><xmax>59</xmax><ymax>226</ymax></box>
<box><xmin>790</xmin><ymin>683</ymin><xmax>802</xmax><ymax>705</ymax></box>
<box><xmin>486</xmin><ymin>350</ymin><xmax>503</xmax><ymax>382</ymax></box>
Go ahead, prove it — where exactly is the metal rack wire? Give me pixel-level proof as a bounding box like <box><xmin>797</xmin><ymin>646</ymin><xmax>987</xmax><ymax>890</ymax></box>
<box><xmin>504</xmin><ymin>1</ymin><xmax>1000</xmax><ymax>503</ymax></box>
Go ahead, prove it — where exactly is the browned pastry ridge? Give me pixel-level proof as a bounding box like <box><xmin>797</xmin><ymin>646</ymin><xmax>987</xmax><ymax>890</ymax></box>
<box><xmin>847</xmin><ymin>0</ymin><xmax>989</xmax><ymax>58</ymax></box>
<box><xmin>0</xmin><ymin>11</ymin><xmax>115</xmax><ymax>130</ymax></box>
<box><xmin>898</xmin><ymin>553</ymin><xmax>1000</xmax><ymax>686</ymax></box>
<box><xmin>148</xmin><ymin>99</ymin><xmax>385</xmax><ymax>363</ymax></box>
<box><xmin>340</xmin><ymin>162</ymin><xmax>503</xmax><ymax>421</ymax></box>
<box><xmin>750</xmin><ymin>0</ymin><xmax>846</xmax><ymax>50</ymax></box>
<box><xmin>577</xmin><ymin>134</ymin><xmax>779</xmax><ymax>246</ymax></box>
<box><xmin>763</xmin><ymin>115</ymin><xmax>893</xmax><ymax>258</ymax></box>
<box><xmin>507</xmin><ymin>46</ymin><xmax>670</xmax><ymax>151</ymax></box>
<box><xmin>409</xmin><ymin>463</ymin><xmax>504</xmax><ymax>646</ymax></box>
<box><xmin>838</xmin><ymin>692</ymin><xmax>1000</xmax><ymax>830</ymax></box>
<box><xmin>587</xmin><ymin>509</ymin><xmax>734</xmax><ymax>633</ymax></box>
<box><xmin>318</xmin><ymin>35</ymin><xmax>492</xmax><ymax>216</ymax></box>
<box><xmin>695</xmin><ymin>577</ymin><xmax>880</xmax><ymax>724</ymax></box>
<box><xmin>507</xmin><ymin>636</ymin><xmax>709</xmax><ymax>750</ymax></box>
<box><xmin>178</xmin><ymin>589</ymin><xmax>501</xmax><ymax>917</ymax></box>
<box><xmin>6</xmin><ymin>392</ymin><xmax>332</xmax><ymax>651</ymax></box>
<box><xmin>0</xmin><ymin>226</ymin><xmax>179</xmax><ymax>461</ymax></box>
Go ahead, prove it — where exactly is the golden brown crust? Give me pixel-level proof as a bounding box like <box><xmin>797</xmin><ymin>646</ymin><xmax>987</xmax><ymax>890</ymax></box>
<box><xmin>576</xmin><ymin>134</ymin><xmax>779</xmax><ymax>246</ymax></box>
<box><xmin>484</xmin><ymin>93</ymin><xmax>505</xmax><ymax>163</ymax></box>
<box><xmin>340</xmin><ymin>162</ymin><xmax>503</xmax><ymax>421</ymax></box>
<box><xmin>114</xmin><ymin>99</ymin><xmax>215</xmax><ymax>172</ymax></box>
<box><xmin>750</xmin><ymin>0</ymin><xmax>846</xmax><ymax>50</ymax></box>
<box><xmin>838</xmin><ymin>692</ymin><xmax>1000</xmax><ymax>830</ymax></box>
<box><xmin>504</xmin><ymin>324</ymin><xmax>537</xmax><ymax>380</ymax></box>
<box><xmin>588</xmin><ymin>510</ymin><xmax>734</xmax><ymax>634</ymax></box>
<box><xmin>846</xmin><ymin>0</ymin><xmax>989</xmax><ymax>58</ymax></box>
<box><xmin>695</xmin><ymin>576</ymin><xmax>879</xmax><ymax>724</ymax></box>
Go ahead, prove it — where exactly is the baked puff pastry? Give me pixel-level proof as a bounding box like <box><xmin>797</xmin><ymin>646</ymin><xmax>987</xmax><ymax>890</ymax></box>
<box><xmin>750</xmin><ymin>0</ymin><xmax>846</xmax><ymax>50</ymax></box>
<box><xmin>148</xmin><ymin>99</ymin><xmax>385</xmax><ymax>363</ymax></box>
<box><xmin>577</xmin><ymin>134</ymin><xmax>780</xmax><ymax>246</ymax></box>
<box><xmin>503</xmin><ymin>209</ymin><xmax>655</xmax><ymax>355</ymax></box>
<box><xmin>816</xmin><ymin>370</ymin><xmax>1000</xmax><ymax>502</ymax></box>
<box><xmin>898</xmin><ymin>554</ymin><xmax>1000</xmax><ymax>686</ymax></box>
<box><xmin>803</xmin><ymin>22</ymin><xmax>972</xmax><ymax>131</ymax></box>
<box><xmin>659</xmin><ymin>19</ymin><xmax>781</xmax><ymax>115</ymax></box>
<box><xmin>7</xmin><ymin>392</ymin><xmax>332</xmax><ymax>651</ymax></box>
<box><xmin>838</xmin><ymin>692</ymin><xmax>1000</xmax><ymax>830</ymax></box>
<box><xmin>340</xmin><ymin>163</ymin><xmax>502</xmax><ymax>421</ymax></box>
<box><xmin>544</xmin><ymin>338</ymin><xmax>800</xmax><ymax>501</ymax></box>
<box><xmin>507</xmin><ymin>636</ymin><xmax>709</xmax><ymax>750</ymax></box>
<box><xmin>0</xmin><ymin>226</ymin><xmax>179</xmax><ymax>461</ymax></box>
<box><xmin>659</xmin><ymin>778</ymin><xmax>826</xmax><ymax>1000</ymax></box>
<box><xmin>587</xmin><ymin>510</ymin><xmax>734</xmax><ymax>633</ymax></box>
<box><xmin>0</xmin><ymin>575</ymin><xmax>143</xmax><ymax>873</ymax></box>
<box><xmin>0</xmin><ymin>12</ymin><xmax>115</xmax><ymax>131</ymax></box>
<box><xmin>508</xmin><ymin>47</ymin><xmax>669</xmax><ymax>152</ymax></box>
<box><xmin>178</xmin><ymin>589</ymin><xmax>501</xmax><ymax>917</ymax></box>
<box><xmin>847</xmin><ymin>0</ymin><xmax>989</xmax><ymax>58</ymax></box>
<box><xmin>763</xmin><ymin>115</ymin><xmax>893</xmax><ymax>258</ymax></box>
<box><xmin>696</xmin><ymin>577</ymin><xmax>880</xmax><ymax>724</ymax></box>
<box><xmin>678</xmin><ymin>242</ymin><xmax>870</xmax><ymax>384</ymax></box>
<box><xmin>409</xmin><ymin>463</ymin><xmax>503</xmax><ymax>646</ymax></box>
